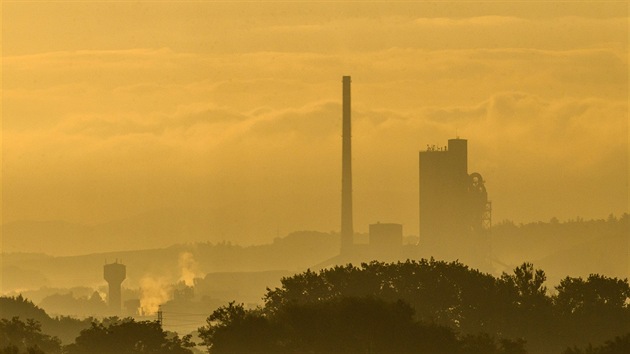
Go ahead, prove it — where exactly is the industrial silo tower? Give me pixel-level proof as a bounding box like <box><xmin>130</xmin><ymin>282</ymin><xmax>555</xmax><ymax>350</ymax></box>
<box><xmin>419</xmin><ymin>138</ymin><xmax>491</xmax><ymax>265</ymax></box>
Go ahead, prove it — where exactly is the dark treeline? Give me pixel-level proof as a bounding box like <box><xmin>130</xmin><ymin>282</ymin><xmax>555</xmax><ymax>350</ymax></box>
<box><xmin>0</xmin><ymin>317</ymin><xmax>61</xmax><ymax>354</ymax></box>
<box><xmin>0</xmin><ymin>315</ymin><xmax>195</xmax><ymax>354</ymax></box>
<box><xmin>0</xmin><ymin>295</ymin><xmax>91</xmax><ymax>345</ymax></box>
<box><xmin>0</xmin><ymin>297</ymin><xmax>195</xmax><ymax>354</ymax></box>
<box><xmin>200</xmin><ymin>260</ymin><xmax>629</xmax><ymax>354</ymax></box>
<box><xmin>199</xmin><ymin>298</ymin><xmax>528</xmax><ymax>354</ymax></box>
<box><xmin>563</xmin><ymin>334</ymin><xmax>630</xmax><ymax>354</ymax></box>
<box><xmin>2</xmin><ymin>260</ymin><xmax>629</xmax><ymax>354</ymax></box>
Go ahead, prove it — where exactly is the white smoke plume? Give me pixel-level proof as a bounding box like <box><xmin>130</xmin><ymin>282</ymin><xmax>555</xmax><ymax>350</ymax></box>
<box><xmin>136</xmin><ymin>252</ymin><xmax>201</xmax><ymax>314</ymax></box>
<box><xmin>139</xmin><ymin>276</ymin><xmax>172</xmax><ymax>315</ymax></box>
<box><xmin>178</xmin><ymin>251</ymin><xmax>200</xmax><ymax>287</ymax></box>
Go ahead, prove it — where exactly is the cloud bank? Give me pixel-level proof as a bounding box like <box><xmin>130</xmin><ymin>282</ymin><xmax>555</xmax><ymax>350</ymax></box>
<box><xmin>2</xmin><ymin>4</ymin><xmax>627</xmax><ymax>249</ymax></box>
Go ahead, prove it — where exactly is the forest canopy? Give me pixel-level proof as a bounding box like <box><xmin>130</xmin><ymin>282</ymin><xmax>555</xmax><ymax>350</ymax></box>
<box><xmin>200</xmin><ymin>260</ymin><xmax>629</xmax><ymax>354</ymax></box>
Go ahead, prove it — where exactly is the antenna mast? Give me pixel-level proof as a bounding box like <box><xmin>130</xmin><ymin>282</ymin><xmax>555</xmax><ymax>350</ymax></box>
<box><xmin>157</xmin><ymin>305</ymin><xmax>163</xmax><ymax>327</ymax></box>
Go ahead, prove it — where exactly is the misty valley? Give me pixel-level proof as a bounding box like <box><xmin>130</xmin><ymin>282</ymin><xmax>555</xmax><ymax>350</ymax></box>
<box><xmin>2</xmin><ymin>216</ymin><xmax>629</xmax><ymax>354</ymax></box>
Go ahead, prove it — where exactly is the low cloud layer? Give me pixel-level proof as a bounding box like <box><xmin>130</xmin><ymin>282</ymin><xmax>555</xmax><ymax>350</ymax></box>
<box><xmin>2</xmin><ymin>4</ymin><xmax>627</xmax><ymax>250</ymax></box>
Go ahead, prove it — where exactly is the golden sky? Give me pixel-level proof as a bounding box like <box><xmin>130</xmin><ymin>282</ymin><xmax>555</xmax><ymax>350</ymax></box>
<box><xmin>2</xmin><ymin>1</ymin><xmax>628</xmax><ymax>247</ymax></box>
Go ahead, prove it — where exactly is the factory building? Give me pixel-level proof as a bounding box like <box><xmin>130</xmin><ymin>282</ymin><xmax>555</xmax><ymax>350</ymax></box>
<box><xmin>419</xmin><ymin>139</ymin><xmax>491</xmax><ymax>265</ymax></box>
<box><xmin>368</xmin><ymin>222</ymin><xmax>404</xmax><ymax>261</ymax></box>
<box><xmin>369</xmin><ymin>222</ymin><xmax>403</xmax><ymax>249</ymax></box>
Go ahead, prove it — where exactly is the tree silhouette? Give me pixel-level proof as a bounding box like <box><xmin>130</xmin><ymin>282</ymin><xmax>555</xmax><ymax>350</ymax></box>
<box><xmin>563</xmin><ymin>333</ymin><xmax>630</xmax><ymax>354</ymax></box>
<box><xmin>260</xmin><ymin>260</ymin><xmax>628</xmax><ymax>353</ymax></box>
<box><xmin>497</xmin><ymin>263</ymin><xmax>555</xmax><ymax>350</ymax></box>
<box><xmin>0</xmin><ymin>317</ymin><xmax>61</xmax><ymax>354</ymax></box>
<box><xmin>199</xmin><ymin>296</ymin><xmax>531</xmax><ymax>354</ymax></box>
<box><xmin>555</xmin><ymin>275</ymin><xmax>630</xmax><ymax>348</ymax></box>
<box><xmin>0</xmin><ymin>296</ymin><xmax>49</xmax><ymax>325</ymax></box>
<box><xmin>199</xmin><ymin>297</ymin><xmax>469</xmax><ymax>354</ymax></box>
<box><xmin>0</xmin><ymin>295</ymin><xmax>92</xmax><ymax>344</ymax></box>
<box><xmin>198</xmin><ymin>302</ymin><xmax>276</xmax><ymax>354</ymax></box>
<box><xmin>64</xmin><ymin>318</ymin><xmax>194</xmax><ymax>354</ymax></box>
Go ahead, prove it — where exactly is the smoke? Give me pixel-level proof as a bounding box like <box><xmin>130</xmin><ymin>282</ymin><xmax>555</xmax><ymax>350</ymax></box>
<box><xmin>96</xmin><ymin>290</ymin><xmax>108</xmax><ymax>303</ymax></box>
<box><xmin>139</xmin><ymin>276</ymin><xmax>172</xmax><ymax>315</ymax></box>
<box><xmin>178</xmin><ymin>251</ymin><xmax>200</xmax><ymax>286</ymax></box>
<box><xmin>137</xmin><ymin>252</ymin><xmax>200</xmax><ymax>314</ymax></box>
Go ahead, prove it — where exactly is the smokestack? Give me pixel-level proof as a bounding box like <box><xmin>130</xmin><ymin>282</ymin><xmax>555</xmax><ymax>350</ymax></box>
<box><xmin>341</xmin><ymin>76</ymin><xmax>353</xmax><ymax>254</ymax></box>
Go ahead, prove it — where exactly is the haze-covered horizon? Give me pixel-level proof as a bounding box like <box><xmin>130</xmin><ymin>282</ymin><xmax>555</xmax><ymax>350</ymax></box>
<box><xmin>2</xmin><ymin>211</ymin><xmax>628</xmax><ymax>258</ymax></box>
<box><xmin>3</xmin><ymin>2</ymin><xmax>628</xmax><ymax>252</ymax></box>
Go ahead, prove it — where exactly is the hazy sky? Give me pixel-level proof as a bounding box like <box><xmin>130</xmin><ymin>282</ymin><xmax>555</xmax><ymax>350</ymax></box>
<box><xmin>2</xmin><ymin>1</ymin><xmax>628</xmax><ymax>247</ymax></box>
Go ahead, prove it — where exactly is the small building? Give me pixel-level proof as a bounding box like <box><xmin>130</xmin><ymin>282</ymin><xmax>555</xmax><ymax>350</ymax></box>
<box><xmin>369</xmin><ymin>222</ymin><xmax>403</xmax><ymax>249</ymax></box>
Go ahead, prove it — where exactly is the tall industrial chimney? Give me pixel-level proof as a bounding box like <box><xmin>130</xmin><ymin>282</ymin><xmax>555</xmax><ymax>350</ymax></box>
<box><xmin>341</xmin><ymin>76</ymin><xmax>353</xmax><ymax>254</ymax></box>
<box><xmin>104</xmin><ymin>261</ymin><xmax>126</xmax><ymax>313</ymax></box>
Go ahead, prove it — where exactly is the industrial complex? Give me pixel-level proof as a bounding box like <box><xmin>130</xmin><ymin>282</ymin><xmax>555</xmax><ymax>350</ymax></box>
<box><xmin>336</xmin><ymin>75</ymin><xmax>491</xmax><ymax>266</ymax></box>
<box><xmin>103</xmin><ymin>76</ymin><xmax>493</xmax><ymax>314</ymax></box>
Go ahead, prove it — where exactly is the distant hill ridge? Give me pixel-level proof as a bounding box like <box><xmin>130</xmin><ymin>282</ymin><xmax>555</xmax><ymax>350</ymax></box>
<box><xmin>2</xmin><ymin>215</ymin><xmax>628</xmax><ymax>295</ymax></box>
<box><xmin>2</xmin><ymin>230</ymin><xmax>339</xmax><ymax>292</ymax></box>
<box><xmin>2</xmin><ymin>208</ymin><xmax>228</xmax><ymax>256</ymax></box>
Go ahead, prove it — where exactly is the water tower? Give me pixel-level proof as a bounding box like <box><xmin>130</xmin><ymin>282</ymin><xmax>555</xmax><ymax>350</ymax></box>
<box><xmin>104</xmin><ymin>261</ymin><xmax>126</xmax><ymax>313</ymax></box>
